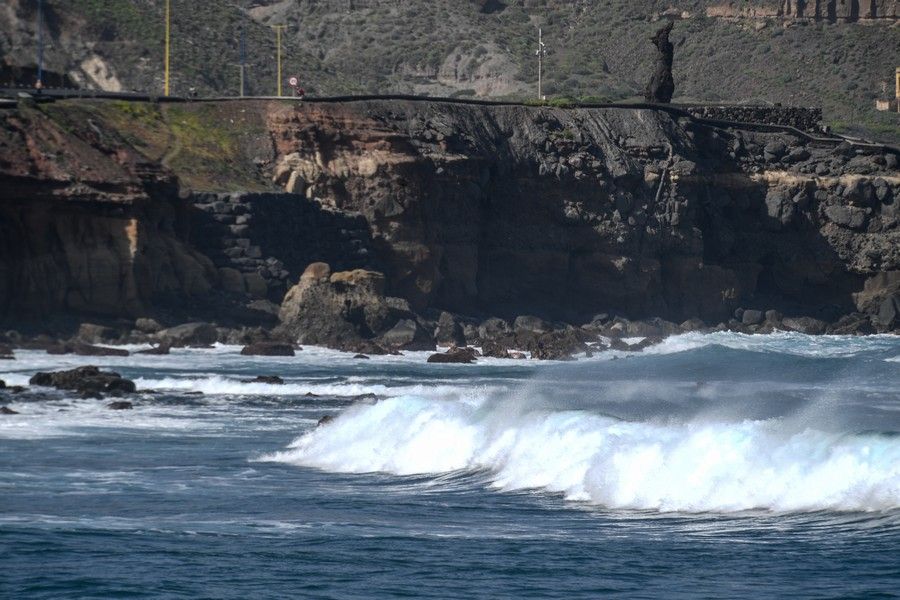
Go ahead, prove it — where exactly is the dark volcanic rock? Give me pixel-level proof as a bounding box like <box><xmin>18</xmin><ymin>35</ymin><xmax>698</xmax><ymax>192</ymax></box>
<box><xmin>76</xmin><ymin>323</ymin><xmax>119</xmax><ymax>344</ymax></box>
<box><xmin>317</xmin><ymin>415</ymin><xmax>335</xmax><ymax>427</ymax></box>
<box><xmin>434</xmin><ymin>311</ymin><xmax>466</xmax><ymax>347</ymax></box>
<box><xmin>136</xmin><ymin>343</ymin><xmax>172</xmax><ymax>355</ymax></box>
<box><xmin>875</xmin><ymin>293</ymin><xmax>900</xmax><ymax>332</ymax></box>
<box><xmin>156</xmin><ymin>323</ymin><xmax>219</xmax><ymax>347</ymax></box>
<box><xmin>29</xmin><ymin>366</ymin><xmax>137</xmax><ymax>397</ymax></box>
<box><xmin>427</xmin><ymin>346</ymin><xmax>478</xmax><ymax>364</ymax></box>
<box><xmin>242</xmin><ymin>375</ymin><xmax>285</xmax><ymax>385</ymax></box>
<box><xmin>107</xmin><ymin>401</ymin><xmax>133</xmax><ymax>410</ymax></box>
<box><xmin>481</xmin><ymin>339</ymin><xmax>511</xmax><ymax>359</ymax></box>
<box><xmin>0</xmin><ymin>344</ymin><xmax>13</xmax><ymax>359</ymax></box>
<box><xmin>1</xmin><ymin>406</ymin><xmax>18</xmax><ymax>415</ymax></box>
<box><xmin>529</xmin><ymin>331</ymin><xmax>591</xmax><ymax>361</ymax></box>
<box><xmin>781</xmin><ymin>316</ymin><xmax>828</xmax><ymax>335</ymax></box>
<box><xmin>379</xmin><ymin>318</ymin><xmax>436</xmax><ymax>351</ymax></box>
<box><xmin>644</xmin><ymin>21</ymin><xmax>675</xmax><ymax>103</ymax></box>
<box><xmin>240</xmin><ymin>342</ymin><xmax>296</xmax><ymax>356</ymax></box>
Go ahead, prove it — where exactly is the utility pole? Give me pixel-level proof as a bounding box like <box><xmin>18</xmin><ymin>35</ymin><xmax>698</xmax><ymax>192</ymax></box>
<box><xmin>272</xmin><ymin>24</ymin><xmax>287</xmax><ymax>97</ymax></box>
<box><xmin>535</xmin><ymin>28</ymin><xmax>546</xmax><ymax>101</ymax></box>
<box><xmin>36</xmin><ymin>0</ymin><xmax>44</xmax><ymax>87</ymax></box>
<box><xmin>235</xmin><ymin>25</ymin><xmax>247</xmax><ymax>97</ymax></box>
<box><xmin>164</xmin><ymin>0</ymin><xmax>171</xmax><ymax>96</ymax></box>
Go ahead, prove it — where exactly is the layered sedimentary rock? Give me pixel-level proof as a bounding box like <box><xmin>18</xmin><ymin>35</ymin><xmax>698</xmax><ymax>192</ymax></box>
<box><xmin>0</xmin><ymin>98</ymin><xmax>897</xmax><ymax>336</ymax></box>
<box><xmin>0</xmin><ymin>102</ymin><xmax>216</xmax><ymax>321</ymax></box>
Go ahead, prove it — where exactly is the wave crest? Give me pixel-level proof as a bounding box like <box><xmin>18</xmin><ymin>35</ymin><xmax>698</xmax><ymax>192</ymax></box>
<box><xmin>264</xmin><ymin>395</ymin><xmax>900</xmax><ymax>513</ymax></box>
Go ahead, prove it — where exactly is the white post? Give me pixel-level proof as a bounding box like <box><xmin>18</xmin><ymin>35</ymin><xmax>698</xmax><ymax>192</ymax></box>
<box><xmin>538</xmin><ymin>28</ymin><xmax>543</xmax><ymax>101</ymax></box>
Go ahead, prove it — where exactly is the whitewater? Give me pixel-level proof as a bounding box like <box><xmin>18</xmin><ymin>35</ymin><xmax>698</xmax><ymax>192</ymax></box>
<box><xmin>2</xmin><ymin>331</ymin><xmax>899</xmax><ymax>598</ymax></box>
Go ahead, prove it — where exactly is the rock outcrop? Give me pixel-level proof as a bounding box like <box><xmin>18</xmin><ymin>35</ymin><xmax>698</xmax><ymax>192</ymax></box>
<box><xmin>29</xmin><ymin>366</ymin><xmax>137</xmax><ymax>397</ymax></box>
<box><xmin>645</xmin><ymin>21</ymin><xmax>675</xmax><ymax>103</ymax></box>
<box><xmin>276</xmin><ymin>262</ymin><xmax>432</xmax><ymax>349</ymax></box>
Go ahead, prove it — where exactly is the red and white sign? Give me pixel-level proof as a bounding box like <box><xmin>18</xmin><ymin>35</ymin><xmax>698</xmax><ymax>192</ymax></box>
<box><xmin>288</xmin><ymin>77</ymin><xmax>298</xmax><ymax>87</ymax></box>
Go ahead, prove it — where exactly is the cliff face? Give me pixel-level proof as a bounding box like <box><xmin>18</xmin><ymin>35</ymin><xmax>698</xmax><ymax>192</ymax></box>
<box><xmin>264</xmin><ymin>100</ymin><xmax>899</xmax><ymax>323</ymax></box>
<box><xmin>0</xmin><ymin>102</ymin><xmax>216</xmax><ymax>321</ymax></box>
<box><xmin>1</xmin><ymin>98</ymin><xmax>898</xmax><ymax>331</ymax></box>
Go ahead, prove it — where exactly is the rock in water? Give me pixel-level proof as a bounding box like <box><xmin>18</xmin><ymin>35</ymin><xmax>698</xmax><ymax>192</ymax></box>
<box><xmin>155</xmin><ymin>323</ymin><xmax>218</xmax><ymax>347</ymax></box>
<box><xmin>644</xmin><ymin>21</ymin><xmax>675</xmax><ymax>103</ymax></box>
<box><xmin>241</xmin><ymin>375</ymin><xmax>285</xmax><ymax>385</ymax></box>
<box><xmin>29</xmin><ymin>366</ymin><xmax>137</xmax><ymax>397</ymax></box>
<box><xmin>0</xmin><ymin>406</ymin><xmax>18</xmax><ymax>415</ymax></box>
<box><xmin>427</xmin><ymin>346</ymin><xmax>478</xmax><ymax>364</ymax></box>
<box><xmin>107</xmin><ymin>401</ymin><xmax>133</xmax><ymax>410</ymax></box>
<box><xmin>240</xmin><ymin>342</ymin><xmax>296</xmax><ymax>356</ymax></box>
<box><xmin>136</xmin><ymin>343</ymin><xmax>172</xmax><ymax>355</ymax></box>
<box><xmin>0</xmin><ymin>344</ymin><xmax>14</xmax><ymax>359</ymax></box>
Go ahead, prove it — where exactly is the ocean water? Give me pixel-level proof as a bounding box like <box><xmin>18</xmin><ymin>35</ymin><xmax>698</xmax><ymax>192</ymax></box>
<box><xmin>1</xmin><ymin>332</ymin><xmax>899</xmax><ymax>599</ymax></box>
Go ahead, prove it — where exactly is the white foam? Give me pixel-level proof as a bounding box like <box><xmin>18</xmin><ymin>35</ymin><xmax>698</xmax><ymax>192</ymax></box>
<box><xmin>263</xmin><ymin>394</ymin><xmax>900</xmax><ymax>513</ymax></box>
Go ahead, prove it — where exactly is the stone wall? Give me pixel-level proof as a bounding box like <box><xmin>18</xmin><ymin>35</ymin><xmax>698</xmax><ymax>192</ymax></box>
<box><xmin>685</xmin><ymin>105</ymin><xmax>824</xmax><ymax>133</ymax></box>
<box><xmin>189</xmin><ymin>192</ymin><xmax>379</xmax><ymax>302</ymax></box>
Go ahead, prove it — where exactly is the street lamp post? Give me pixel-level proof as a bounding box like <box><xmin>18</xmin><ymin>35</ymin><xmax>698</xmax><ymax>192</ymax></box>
<box><xmin>535</xmin><ymin>28</ymin><xmax>546</xmax><ymax>101</ymax></box>
<box><xmin>37</xmin><ymin>0</ymin><xmax>44</xmax><ymax>87</ymax></box>
<box><xmin>164</xmin><ymin>0</ymin><xmax>171</xmax><ymax>95</ymax></box>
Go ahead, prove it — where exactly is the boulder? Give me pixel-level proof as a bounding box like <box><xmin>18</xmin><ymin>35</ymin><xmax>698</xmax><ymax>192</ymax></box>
<box><xmin>427</xmin><ymin>346</ymin><xmax>478</xmax><ymax>364</ymax></box>
<box><xmin>478</xmin><ymin>317</ymin><xmax>511</xmax><ymax>341</ymax></box>
<box><xmin>827</xmin><ymin>313</ymin><xmax>874</xmax><ymax>335</ymax></box>
<box><xmin>136</xmin><ymin>343</ymin><xmax>172</xmax><ymax>355</ymax></box>
<box><xmin>242</xmin><ymin>375</ymin><xmax>285</xmax><ymax>385</ymax></box>
<box><xmin>29</xmin><ymin>366</ymin><xmax>137</xmax><ymax>397</ymax></box>
<box><xmin>277</xmin><ymin>263</ymin><xmax>418</xmax><ymax>349</ymax></box>
<box><xmin>219</xmin><ymin>267</ymin><xmax>246</xmax><ymax>293</ymax></box>
<box><xmin>107</xmin><ymin>401</ymin><xmax>133</xmax><ymax>410</ymax></box>
<box><xmin>0</xmin><ymin>379</ymin><xmax>4</xmax><ymax>388</ymax></box>
<box><xmin>781</xmin><ymin>316</ymin><xmax>828</xmax><ymax>335</ymax></box>
<box><xmin>434</xmin><ymin>312</ymin><xmax>466</xmax><ymax>347</ymax></box>
<box><xmin>513</xmin><ymin>315</ymin><xmax>551</xmax><ymax>334</ymax></box>
<box><xmin>875</xmin><ymin>294</ymin><xmax>900</xmax><ymax>331</ymax></box>
<box><xmin>1</xmin><ymin>406</ymin><xmax>18</xmax><ymax>415</ymax></box>
<box><xmin>134</xmin><ymin>318</ymin><xmax>163</xmax><ymax>334</ymax></box>
<box><xmin>240</xmin><ymin>342</ymin><xmax>296</xmax><ymax>356</ymax></box>
<box><xmin>379</xmin><ymin>319</ymin><xmax>436</xmax><ymax>351</ymax></box>
<box><xmin>481</xmin><ymin>339</ymin><xmax>511</xmax><ymax>359</ymax></box>
<box><xmin>353</xmin><ymin>354</ymin><xmax>370</xmax><ymax>360</ymax></box>
<box><xmin>317</xmin><ymin>415</ymin><xmax>335</xmax><ymax>427</ymax></box>
<box><xmin>156</xmin><ymin>322</ymin><xmax>218</xmax><ymax>347</ymax></box>
<box><xmin>529</xmin><ymin>331</ymin><xmax>589</xmax><ymax>360</ymax></box>
<box><xmin>76</xmin><ymin>323</ymin><xmax>119</xmax><ymax>344</ymax></box>
<box><xmin>824</xmin><ymin>205</ymin><xmax>867</xmax><ymax>230</ymax></box>
<box><xmin>741</xmin><ymin>309</ymin><xmax>764</xmax><ymax>326</ymax></box>
<box><xmin>0</xmin><ymin>344</ymin><xmax>13</xmax><ymax>359</ymax></box>
<box><xmin>339</xmin><ymin>340</ymin><xmax>391</xmax><ymax>356</ymax></box>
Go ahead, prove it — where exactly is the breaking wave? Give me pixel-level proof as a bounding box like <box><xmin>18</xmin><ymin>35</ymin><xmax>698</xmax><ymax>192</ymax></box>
<box><xmin>264</xmin><ymin>393</ymin><xmax>900</xmax><ymax>513</ymax></box>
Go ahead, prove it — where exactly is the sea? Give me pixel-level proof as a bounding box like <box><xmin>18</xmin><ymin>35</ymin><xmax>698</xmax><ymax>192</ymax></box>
<box><xmin>1</xmin><ymin>332</ymin><xmax>899</xmax><ymax>599</ymax></box>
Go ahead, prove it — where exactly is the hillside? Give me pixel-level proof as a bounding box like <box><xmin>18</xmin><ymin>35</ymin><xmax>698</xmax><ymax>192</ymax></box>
<box><xmin>0</xmin><ymin>0</ymin><xmax>898</xmax><ymax>141</ymax></box>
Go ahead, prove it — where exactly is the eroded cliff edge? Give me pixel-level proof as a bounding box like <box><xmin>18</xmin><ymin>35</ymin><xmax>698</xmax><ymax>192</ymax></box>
<box><xmin>1</xmin><ymin>98</ymin><xmax>898</xmax><ymax>341</ymax></box>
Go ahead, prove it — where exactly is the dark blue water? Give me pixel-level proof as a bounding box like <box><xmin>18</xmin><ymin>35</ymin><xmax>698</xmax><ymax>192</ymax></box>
<box><xmin>2</xmin><ymin>333</ymin><xmax>899</xmax><ymax>599</ymax></box>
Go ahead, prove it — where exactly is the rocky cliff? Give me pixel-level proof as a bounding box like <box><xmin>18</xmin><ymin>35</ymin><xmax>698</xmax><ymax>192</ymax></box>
<box><xmin>1</xmin><ymin>97</ymin><xmax>898</xmax><ymax>339</ymax></box>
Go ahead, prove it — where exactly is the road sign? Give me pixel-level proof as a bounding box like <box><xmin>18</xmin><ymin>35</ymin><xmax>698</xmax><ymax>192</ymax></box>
<box><xmin>289</xmin><ymin>77</ymin><xmax>298</xmax><ymax>87</ymax></box>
